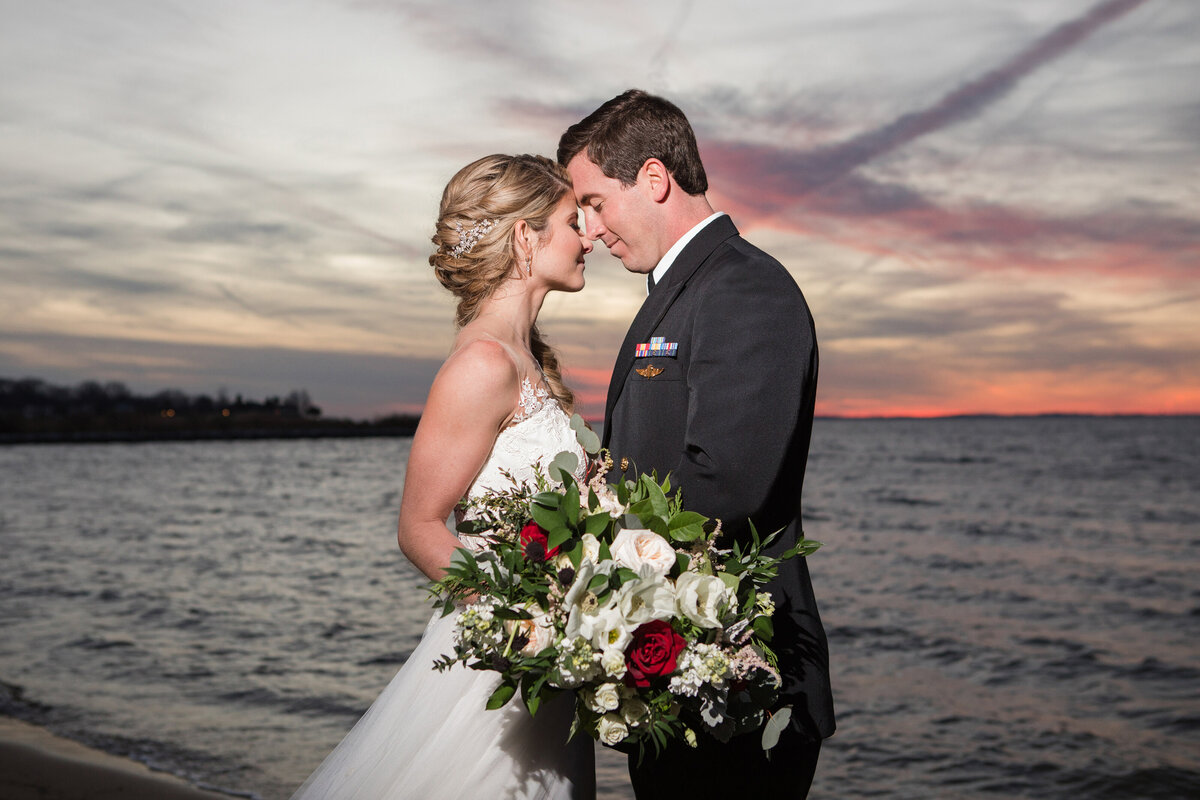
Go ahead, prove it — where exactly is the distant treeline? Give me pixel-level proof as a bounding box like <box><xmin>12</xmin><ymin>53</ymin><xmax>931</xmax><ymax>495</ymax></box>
<box><xmin>0</xmin><ymin>377</ymin><xmax>420</xmax><ymax>444</ymax></box>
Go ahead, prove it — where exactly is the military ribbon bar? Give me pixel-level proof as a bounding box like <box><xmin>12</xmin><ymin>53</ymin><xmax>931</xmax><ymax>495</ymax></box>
<box><xmin>634</xmin><ymin>336</ymin><xmax>679</xmax><ymax>357</ymax></box>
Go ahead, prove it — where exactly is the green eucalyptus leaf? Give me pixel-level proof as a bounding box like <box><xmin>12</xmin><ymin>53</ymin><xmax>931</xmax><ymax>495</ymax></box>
<box><xmin>718</xmin><ymin>572</ymin><xmax>740</xmax><ymax>592</ymax></box>
<box><xmin>551</xmin><ymin>451</ymin><xmax>579</xmax><ymax>481</ymax></box>
<box><xmin>570</xmin><ymin>414</ymin><xmax>602</xmax><ymax>454</ymax></box>
<box><xmin>761</xmin><ymin>706</ymin><xmax>792</xmax><ymax>751</ymax></box>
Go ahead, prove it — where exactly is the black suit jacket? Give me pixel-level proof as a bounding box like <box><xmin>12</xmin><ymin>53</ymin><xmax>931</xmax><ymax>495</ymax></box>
<box><xmin>603</xmin><ymin>215</ymin><xmax>835</xmax><ymax>740</ymax></box>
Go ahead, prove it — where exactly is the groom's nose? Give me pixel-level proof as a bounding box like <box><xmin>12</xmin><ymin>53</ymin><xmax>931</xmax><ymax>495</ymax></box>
<box><xmin>582</xmin><ymin>208</ymin><xmax>606</xmax><ymax>241</ymax></box>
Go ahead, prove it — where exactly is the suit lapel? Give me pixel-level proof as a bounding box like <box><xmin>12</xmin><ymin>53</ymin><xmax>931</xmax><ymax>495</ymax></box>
<box><xmin>603</xmin><ymin>216</ymin><xmax>740</xmax><ymax>436</ymax></box>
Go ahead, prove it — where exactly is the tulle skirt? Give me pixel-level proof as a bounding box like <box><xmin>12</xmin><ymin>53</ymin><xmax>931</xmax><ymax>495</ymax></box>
<box><xmin>291</xmin><ymin>611</ymin><xmax>595</xmax><ymax>799</ymax></box>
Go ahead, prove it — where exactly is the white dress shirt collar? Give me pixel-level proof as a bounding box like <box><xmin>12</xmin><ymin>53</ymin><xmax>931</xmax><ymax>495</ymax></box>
<box><xmin>648</xmin><ymin>212</ymin><xmax>727</xmax><ymax>293</ymax></box>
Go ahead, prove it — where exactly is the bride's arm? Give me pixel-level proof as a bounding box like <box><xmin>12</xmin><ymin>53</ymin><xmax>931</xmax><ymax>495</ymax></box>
<box><xmin>397</xmin><ymin>340</ymin><xmax>518</xmax><ymax>581</ymax></box>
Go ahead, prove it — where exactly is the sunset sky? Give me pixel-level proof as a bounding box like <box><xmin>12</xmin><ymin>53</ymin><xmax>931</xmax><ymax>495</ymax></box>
<box><xmin>2</xmin><ymin>0</ymin><xmax>1197</xmax><ymax>419</ymax></box>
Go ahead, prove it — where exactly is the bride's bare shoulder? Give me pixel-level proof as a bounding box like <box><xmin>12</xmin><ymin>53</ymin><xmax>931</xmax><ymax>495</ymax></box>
<box><xmin>426</xmin><ymin>338</ymin><xmax>520</xmax><ymax>420</ymax></box>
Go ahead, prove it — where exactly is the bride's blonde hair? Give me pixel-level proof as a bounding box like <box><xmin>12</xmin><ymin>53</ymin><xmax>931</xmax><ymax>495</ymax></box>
<box><xmin>429</xmin><ymin>154</ymin><xmax>576</xmax><ymax>414</ymax></box>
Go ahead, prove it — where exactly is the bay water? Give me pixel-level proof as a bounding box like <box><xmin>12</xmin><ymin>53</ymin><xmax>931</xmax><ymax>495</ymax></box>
<box><xmin>1</xmin><ymin>417</ymin><xmax>1198</xmax><ymax>798</ymax></box>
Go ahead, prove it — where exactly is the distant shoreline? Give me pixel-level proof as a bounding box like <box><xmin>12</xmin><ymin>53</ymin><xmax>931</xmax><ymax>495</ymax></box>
<box><xmin>0</xmin><ymin>423</ymin><xmax>419</xmax><ymax>445</ymax></box>
<box><xmin>813</xmin><ymin>412</ymin><xmax>1200</xmax><ymax>420</ymax></box>
<box><xmin>3</xmin><ymin>413</ymin><xmax>1195</xmax><ymax>446</ymax></box>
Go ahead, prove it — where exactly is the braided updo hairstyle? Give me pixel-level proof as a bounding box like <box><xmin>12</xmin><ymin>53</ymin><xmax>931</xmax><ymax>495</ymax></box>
<box><xmin>429</xmin><ymin>154</ymin><xmax>576</xmax><ymax>414</ymax></box>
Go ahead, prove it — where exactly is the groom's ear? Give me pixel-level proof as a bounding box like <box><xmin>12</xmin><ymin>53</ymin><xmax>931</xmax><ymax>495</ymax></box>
<box><xmin>640</xmin><ymin>159</ymin><xmax>671</xmax><ymax>203</ymax></box>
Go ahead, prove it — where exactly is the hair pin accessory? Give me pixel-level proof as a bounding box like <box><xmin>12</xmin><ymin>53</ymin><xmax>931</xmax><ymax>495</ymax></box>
<box><xmin>448</xmin><ymin>218</ymin><xmax>496</xmax><ymax>258</ymax></box>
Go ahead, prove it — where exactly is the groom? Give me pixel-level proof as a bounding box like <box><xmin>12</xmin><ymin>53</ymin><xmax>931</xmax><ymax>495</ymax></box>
<box><xmin>559</xmin><ymin>90</ymin><xmax>834</xmax><ymax>797</ymax></box>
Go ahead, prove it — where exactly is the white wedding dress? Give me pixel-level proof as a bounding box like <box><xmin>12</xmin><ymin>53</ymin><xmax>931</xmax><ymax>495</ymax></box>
<box><xmin>291</xmin><ymin>376</ymin><xmax>595</xmax><ymax>800</ymax></box>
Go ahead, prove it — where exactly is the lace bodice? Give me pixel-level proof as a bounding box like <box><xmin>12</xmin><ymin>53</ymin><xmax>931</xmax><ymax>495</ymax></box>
<box><xmin>464</xmin><ymin>377</ymin><xmax>587</xmax><ymax>505</ymax></box>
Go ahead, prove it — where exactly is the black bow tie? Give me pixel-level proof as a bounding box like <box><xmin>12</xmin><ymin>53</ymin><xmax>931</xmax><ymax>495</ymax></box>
<box><xmin>646</xmin><ymin>273</ymin><xmax>656</xmax><ymax>293</ymax></box>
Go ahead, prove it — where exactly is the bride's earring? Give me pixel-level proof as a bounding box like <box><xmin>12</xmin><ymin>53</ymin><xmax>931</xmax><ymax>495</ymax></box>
<box><xmin>525</xmin><ymin>255</ymin><xmax>532</xmax><ymax>277</ymax></box>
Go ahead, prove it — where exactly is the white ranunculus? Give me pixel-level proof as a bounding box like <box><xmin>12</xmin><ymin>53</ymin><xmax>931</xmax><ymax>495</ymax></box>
<box><xmin>596</xmin><ymin>713</ymin><xmax>629</xmax><ymax>745</ymax></box>
<box><xmin>600</xmin><ymin>647</ymin><xmax>627</xmax><ymax>679</ymax></box>
<box><xmin>582</xmin><ymin>602</ymin><xmax>634</xmax><ymax>653</ymax></box>
<box><xmin>593</xmin><ymin>682</ymin><xmax>621</xmax><ymax>712</ymax></box>
<box><xmin>564</xmin><ymin>559</ymin><xmax>612</xmax><ymax>610</ymax></box>
<box><xmin>610</xmin><ymin>529</ymin><xmax>676</xmax><ymax>576</ymax></box>
<box><xmin>675</xmin><ymin>572</ymin><xmax>733</xmax><ymax>629</ymax></box>
<box><xmin>616</xmin><ymin>572</ymin><xmax>677</xmax><ymax>626</ymax></box>
<box><xmin>565</xmin><ymin>581</ymin><xmax>633</xmax><ymax>654</ymax></box>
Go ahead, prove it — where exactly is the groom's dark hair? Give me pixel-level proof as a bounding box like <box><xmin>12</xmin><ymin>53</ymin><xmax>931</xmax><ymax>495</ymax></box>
<box><xmin>557</xmin><ymin>89</ymin><xmax>708</xmax><ymax>196</ymax></box>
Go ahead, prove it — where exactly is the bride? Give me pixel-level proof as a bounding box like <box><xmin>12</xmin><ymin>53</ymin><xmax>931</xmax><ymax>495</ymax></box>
<box><xmin>292</xmin><ymin>154</ymin><xmax>596</xmax><ymax>799</ymax></box>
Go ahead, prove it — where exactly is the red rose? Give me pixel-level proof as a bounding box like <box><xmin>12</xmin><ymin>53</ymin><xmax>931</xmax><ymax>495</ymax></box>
<box><xmin>624</xmin><ymin>620</ymin><xmax>685</xmax><ymax>688</ymax></box>
<box><xmin>519</xmin><ymin>520</ymin><xmax>559</xmax><ymax>561</ymax></box>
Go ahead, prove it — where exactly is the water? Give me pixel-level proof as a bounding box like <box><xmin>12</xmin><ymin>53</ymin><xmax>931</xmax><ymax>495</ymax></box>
<box><xmin>1</xmin><ymin>417</ymin><xmax>1198</xmax><ymax>799</ymax></box>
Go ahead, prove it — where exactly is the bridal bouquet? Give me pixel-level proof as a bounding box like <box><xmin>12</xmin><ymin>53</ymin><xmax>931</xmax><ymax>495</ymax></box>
<box><xmin>429</xmin><ymin>415</ymin><xmax>821</xmax><ymax>757</ymax></box>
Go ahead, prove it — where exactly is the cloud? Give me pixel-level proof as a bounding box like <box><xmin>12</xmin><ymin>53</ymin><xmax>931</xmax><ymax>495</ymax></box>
<box><xmin>0</xmin><ymin>0</ymin><xmax>1195</xmax><ymax>418</ymax></box>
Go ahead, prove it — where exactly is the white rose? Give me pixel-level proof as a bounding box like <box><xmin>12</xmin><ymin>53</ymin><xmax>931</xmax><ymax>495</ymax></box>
<box><xmin>506</xmin><ymin>608</ymin><xmax>553</xmax><ymax>656</ymax></box>
<box><xmin>617</xmin><ymin>573</ymin><xmax>677</xmax><ymax>626</ymax></box>
<box><xmin>600</xmin><ymin>647</ymin><xmax>627</xmax><ymax>679</ymax></box>
<box><xmin>620</xmin><ymin>696</ymin><xmax>649</xmax><ymax>726</ymax></box>
<box><xmin>594</xmin><ymin>682</ymin><xmax>621</xmax><ymax>712</ymax></box>
<box><xmin>675</xmin><ymin>572</ymin><xmax>732</xmax><ymax>629</ymax></box>
<box><xmin>610</xmin><ymin>529</ymin><xmax>676</xmax><ymax>576</ymax></box>
<box><xmin>596</xmin><ymin>713</ymin><xmax>629</xmax><ymax>745</ymax></box>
